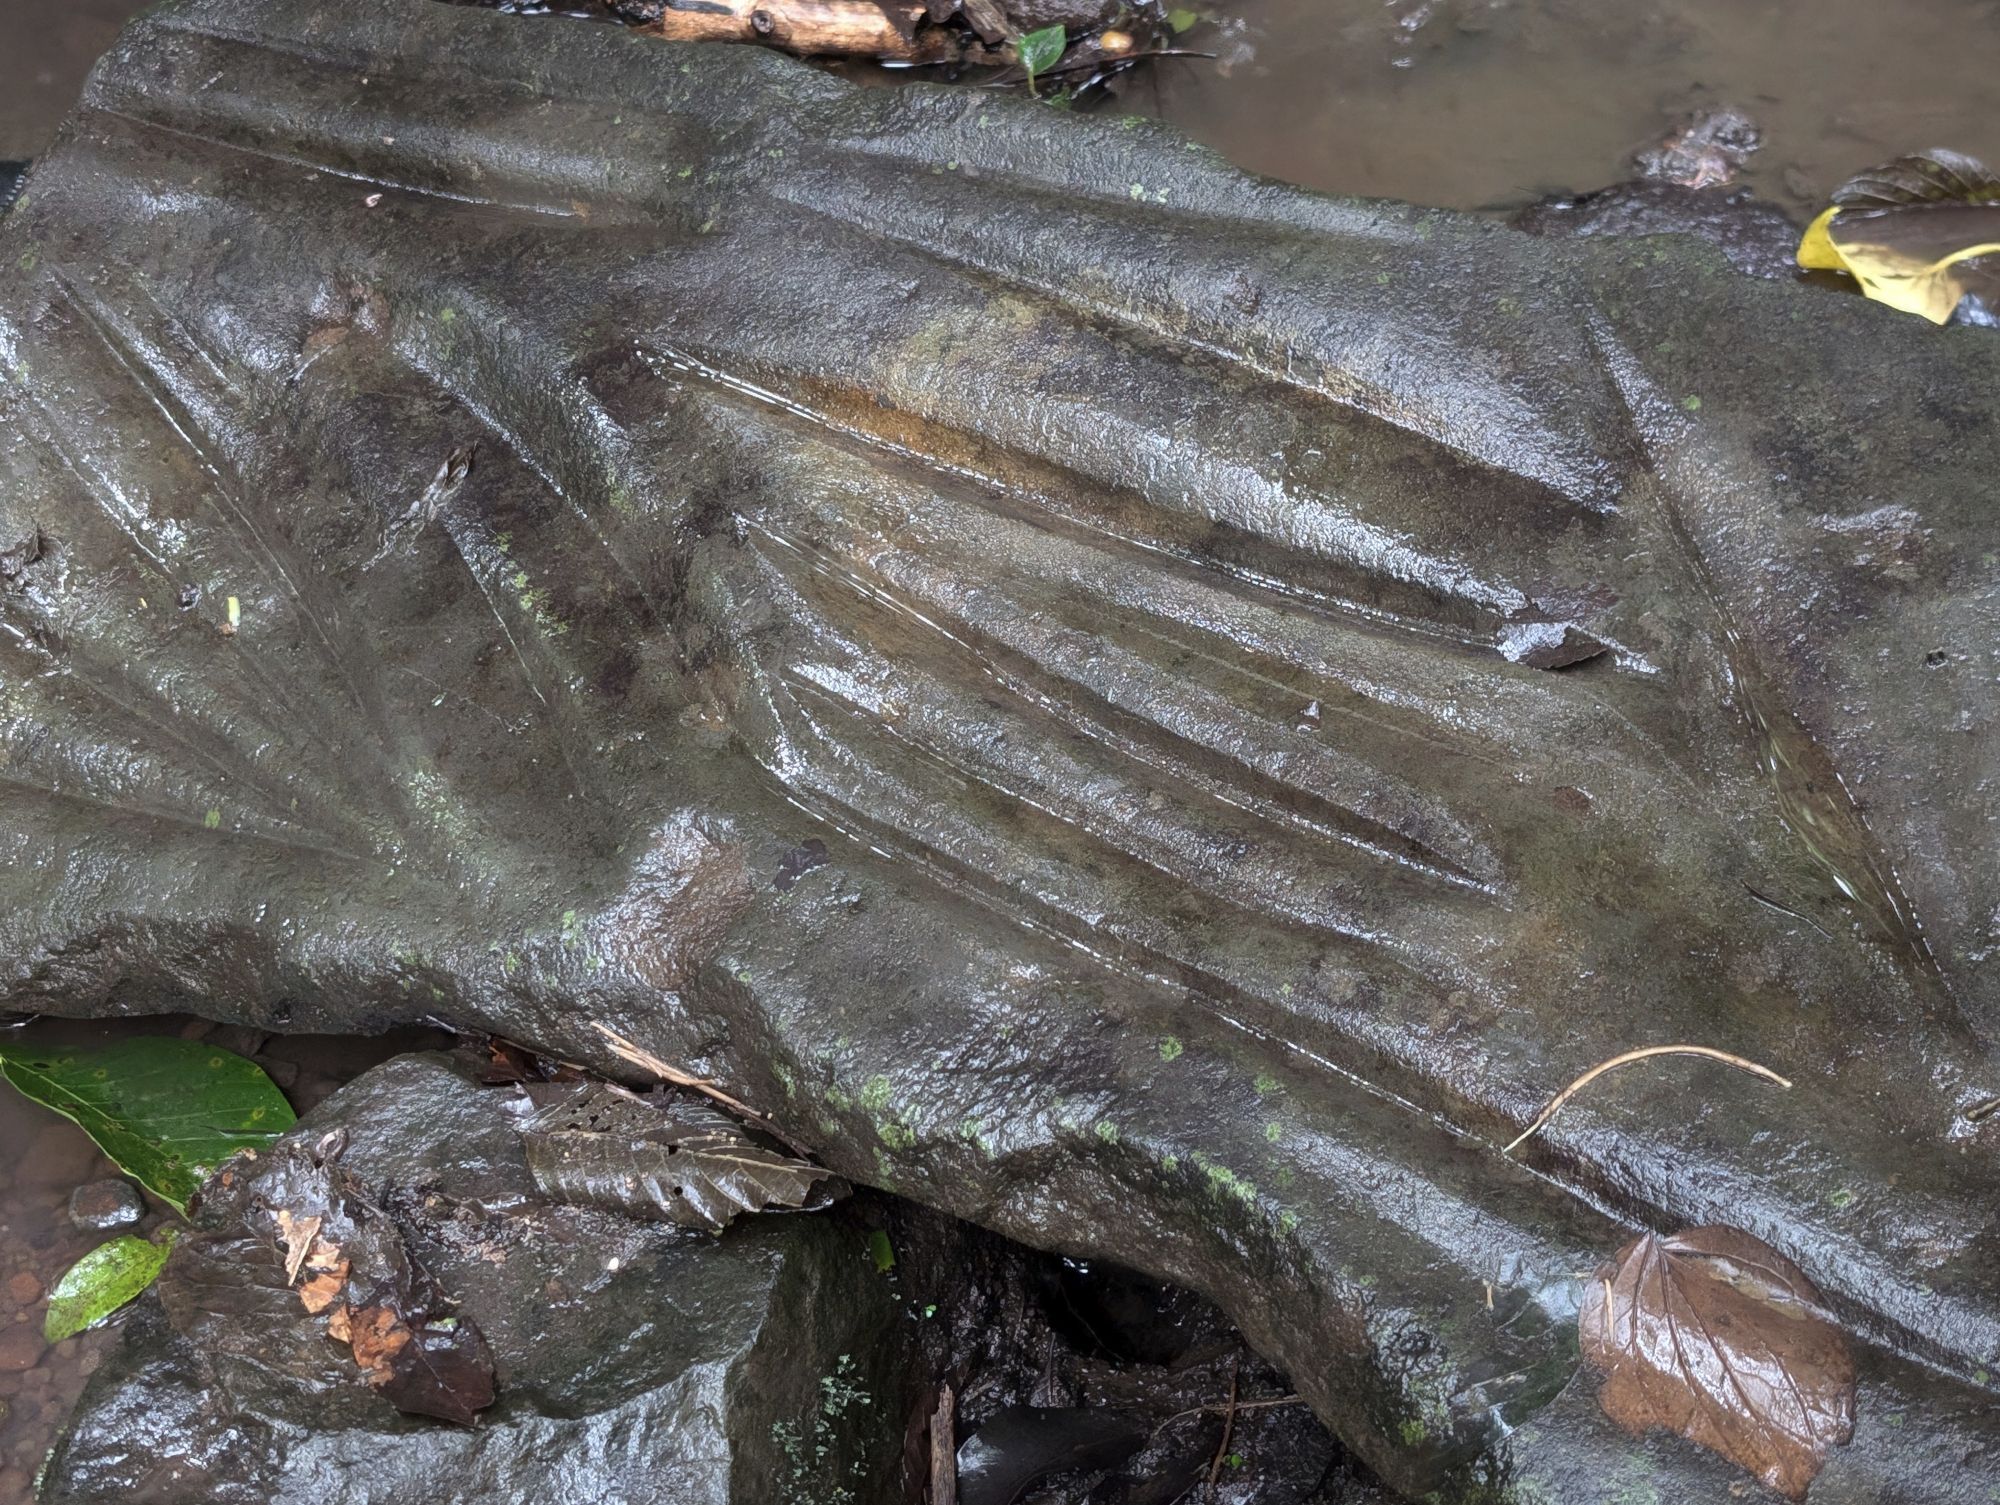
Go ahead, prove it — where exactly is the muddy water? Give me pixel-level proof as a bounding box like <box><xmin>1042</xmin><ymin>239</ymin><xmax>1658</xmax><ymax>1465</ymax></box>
<box><xmin>0</xmin><ymin>1</ymin><xmax>151</xmax><ymax>159</ymax></box>
<box><xmin>1147</xmin><ymin>0</ymin><xmax>2000</xmax><ymax>213</ymax></box>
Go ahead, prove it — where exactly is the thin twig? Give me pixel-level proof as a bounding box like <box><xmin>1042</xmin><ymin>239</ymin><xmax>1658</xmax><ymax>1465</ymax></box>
<box><xmin>1158</xmin><ymin>1395</ymin><xmax>1306</xmax><ymax>1429</ymax></box>
<box><xmin>1206</xmin><ymin>1359</ymin><xmax>1239</xmax><ymax>1497</ymax></box>
<box><xmin>1503</xmin><ymin>1044</ymin><xmax>1791</xmax><ymax>1155</ymax></box>
<box><xmin>590</xmin><ymin>1022</ymin><xmax>814</xmax><ymax>1155</ymax></box>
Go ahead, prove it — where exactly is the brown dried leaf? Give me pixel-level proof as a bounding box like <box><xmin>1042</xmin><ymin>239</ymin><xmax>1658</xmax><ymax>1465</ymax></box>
<box><xmin>520</xmin><ymin>1081</ymin><xmax>845</xmax><ymax>1232</ymax></box>
<box><xmin>345</xmin><ymin>1304</ymin><xmax>410</xmax><ymax>1384</ymax></box>
<box><xmin>297</xmin><ymin>1261</ymin><xmax>350</xmax><ymax>1314</ymax></box>
<box><xmin>274</xmin><ymin>1210</ymin><xmax>323</xmax><ymax>1286</ymax></box>
<box><xmin>1580</xmin><ymin>1226</ymin><xmax>1856</xmax><ymax>1500</ymax></box>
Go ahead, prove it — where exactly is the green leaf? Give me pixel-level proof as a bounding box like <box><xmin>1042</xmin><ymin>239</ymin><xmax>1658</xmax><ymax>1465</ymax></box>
<box><xmin>867</xmin><ymin>1228</ymin><xmax>896</xmax><ymax>1273</ymax></box>
<box><xmin>1018</xmin><ymin>25</ymin><xmax>1065</xmax><ymax>88</ymax></box>
<box><xmin>44</xmin><ymin>1232</ymin><xmax>177</xmax><ymax>1342</ymax></box>
<box><xmin>1167</xmin><ymin>7</ymin><xmax>1199</xmax><ymax>32</ymax></box>
<box><xmin>0</xmin><ymin>1037</ymin><xmax>295</xmax><ymax>1212</ymax></box>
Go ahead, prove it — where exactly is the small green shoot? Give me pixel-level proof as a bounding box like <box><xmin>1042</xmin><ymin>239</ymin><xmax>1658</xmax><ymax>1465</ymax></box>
<box><xmin>1018</xmin><ymin>25</ymin><xmax>1065</xmax><ymax>93</ymax></box>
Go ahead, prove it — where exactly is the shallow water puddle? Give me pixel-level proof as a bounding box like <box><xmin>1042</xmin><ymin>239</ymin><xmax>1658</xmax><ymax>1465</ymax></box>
<box><xmin>1144</xmin><ymin>0</ymin><xmax>2000</xmax><ymax>213</ymax></box>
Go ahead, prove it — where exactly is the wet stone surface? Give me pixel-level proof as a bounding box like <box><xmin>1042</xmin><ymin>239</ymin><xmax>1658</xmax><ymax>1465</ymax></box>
<box><xmin>45</xmin><ymin>1047</ymin><xmax>1374</xmax><ymax>1504</ymax></box>
<box><xmin>4</xmin><ymin>1</ymin><xmax>2000</xmax><ymax>1499</ymax></box>
<box><xmin>43</xmin><ymin>1052</ymin><xmax>922</xmax><ymax>1505</ymax></box>
<box><xmin>66</xmin><ymin>1183</ymin><xmax>144</xmax><ymax>1235</ymax></box>
<box><xmin>0</xmin><ymin>1016</ymin><xmax>438</xmax><ymax>1499</ymax></box>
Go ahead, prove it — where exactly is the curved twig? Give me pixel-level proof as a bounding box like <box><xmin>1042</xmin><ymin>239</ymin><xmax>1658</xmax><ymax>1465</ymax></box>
<box><xmin>1503</xmin><ymin>1045</ymin><xmax>1791</xmax><ymax>1155</ymax></box>
<box><xmin>589</xmin><ymin>1021</ymin><xmax>814</xmax><ymax>1156</ymax></box>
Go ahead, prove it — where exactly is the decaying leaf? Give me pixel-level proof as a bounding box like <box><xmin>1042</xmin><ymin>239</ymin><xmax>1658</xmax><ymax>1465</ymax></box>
<box><xmin>1798</xmin><ymin>149</ymin><xmax>2000</xmax><ymax>324</ymax></box>
<box><xmin>1580</xmin><ymin>1225</ymin><xmax>1856</xmax><ymax>1500</ymax></box>
<box><xmin>258</xmin><ymin>1146</ymin><xmax>496</xmax><ymax>1426</ymax></box>
<box><xmin>520</xmin><ymin>1080</ymin><xmax>846</xmax><ymax>1231</ymax></box>
<box><xmin>369</xmin><ymin>1311</ymin><xmax>495</xmax><ymax>1426</ymax></box>
<box><xmin>275</xmin><ymin>1209</ymin><xmax>323</xmax><ymax>1285</ymax></box>
<box><xmin>344</xmin><ymin>1303</ymin><xmax>409</xmax><ymax>1383</ymax></box>
<box><xmin>298</xmin><ymin>1260</ymin><xmax>350</xmax><ymax>1314</ymax></box>
<box><xmin>43</xmin><ymin>1232</ymin><xmax>178</xmax><ymax>1343</ymax></box>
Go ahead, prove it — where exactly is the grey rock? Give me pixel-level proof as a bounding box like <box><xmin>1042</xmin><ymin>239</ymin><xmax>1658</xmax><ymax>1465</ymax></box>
<box><xmin>3</xmin><ymin>1</ymin><xmax>1999</xmax><ymax>1498</ymax></box>
<box><xmin>1512</xmin><ymin>181</ymin><xmax>1805</xmax><ymax>277</ymax></box>
<box><xmin>66</xmin><ymin>1180</ymin><xmax>144</xmax><ymax>1233</ymax></box>
<box><xmin>42</xmin><ymin>1053</ymin><xmax>915</xmax><ymax>1505</ymax></box>
<box><xmin>1632</xmin><ymin>107</ymin><xmax>1762</xmax><ymax>189</ymax></box>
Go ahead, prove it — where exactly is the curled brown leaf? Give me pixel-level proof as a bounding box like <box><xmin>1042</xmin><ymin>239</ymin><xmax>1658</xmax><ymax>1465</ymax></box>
<box><xmin>273</xmin><ymin>1210</ymin><xmax>323</xmax><ymax>1286</ymax></box>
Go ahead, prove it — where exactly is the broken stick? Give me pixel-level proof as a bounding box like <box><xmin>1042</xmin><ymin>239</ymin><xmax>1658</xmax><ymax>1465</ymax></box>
<box><xmin>647</xmin><ymin>0</ymin><xmax>953</xmax><ymax>62</ymax></box>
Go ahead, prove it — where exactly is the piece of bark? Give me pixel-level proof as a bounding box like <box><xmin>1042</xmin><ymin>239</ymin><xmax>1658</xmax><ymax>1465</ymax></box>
<box><xmin>930</xmin><ymin>1384</ymin><xmax>956</xmax><ymax>1505</ymax></box>
<box><xmin>646</xmin><ymin>0</ymin><xmax>950</xmax><ymax>60</ymax></box>
<box><xmin>957</xmin><ymin>0</ymin><xmax>1010</xmax><ymax>43</ymax></box>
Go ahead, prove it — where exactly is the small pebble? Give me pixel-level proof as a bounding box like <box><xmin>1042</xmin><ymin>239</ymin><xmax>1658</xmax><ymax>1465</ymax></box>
<box><xmin>4</xmin><ymin>1272</ymin><xmax>39</xmax><ymax>1306</ymax></box>
<box><xmin>0</xmin><ymin>1326</ymin><xmax>46</xmax><ymax>1373</ymax></box>
<box><xmin>69</xmin><ymin>1180</ymin><xmax>145</xmax><ymax>1234</ymax></box>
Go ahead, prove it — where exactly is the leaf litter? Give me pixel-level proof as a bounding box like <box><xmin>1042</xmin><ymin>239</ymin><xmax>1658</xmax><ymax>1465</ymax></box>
<box><xmin>519</xmin><ymin>1079</ymin><xmax>847</xmax><ymax>1231</ymax></box>
<box><xmin>43</xmin><ymin>1231</ymin><xmax>180</xmax><ymax>1343</ymax></box>
<box><xmin>1798</xmin><ymin>149</ymin><xmax>2000</xmax><ymax>324</ymax></box>
<box><xmin>1580</xmin><ymin>1225</ymin><xmax>1856</xmax><ymax>1500</ymax></box>
<box><xmin>253</xmin><ymin>1134</ymin><xmax>496</xmax><ymax>1425</ymax></box>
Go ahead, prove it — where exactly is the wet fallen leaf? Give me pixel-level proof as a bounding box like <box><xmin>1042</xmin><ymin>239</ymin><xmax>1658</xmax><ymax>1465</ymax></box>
<box><xmin>43</xmin><ymin>1232</ymin><xmax>178</xmax><ymax>1343</ymax></box>
<box><xmin>275</xmin><ymin>1210</ymin><xmax>322</xmax><ymax>1285</ymax></box>
<box><xmin>0</xmin><ymin>1036</ymin><xmax>295</xmax><ymax>1212</ymax></box>
<box><xmin>297</xmin><ymin>1261</ymin><xmax>349</xmax><ymax>1314</ymax></box>
<box><xmin>373</xmin><ymin>1312</ymin><xmax>495</xmax><ymax>1425</ymax></box>
<box><xmin>1798</xmin><ymin>149</ymin><xmax>2000</xmax><ymax>324</ymax></box>
<box><xmin>255</xmin><ymin>1145</ymin><xmax>496</xmax><ymax>1426</ymax></box>
<box><xmin>1579</xmin><ymin>1226</ymin><xmax>1856</xmax><ymax>1499</ymax></box>
<box><xmin>520</xmin><ymin>1080</ymin><xmax>845</xmax><ymax>1231</ymax></box>
<box><xmin>345</xmin><ymin>1303</ymin><xmax>409</xmax><ymax>1383</ymax></box>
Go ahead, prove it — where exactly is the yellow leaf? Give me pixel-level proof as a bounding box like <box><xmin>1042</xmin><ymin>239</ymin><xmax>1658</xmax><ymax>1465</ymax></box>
<box><xmin>1797</xmin><ymin>150</ymin><xmax>2000</xmax><ymax>324</ymax></box>
<box><xmin>1795</xmin><ymin>207</ymin><xmax>1843</xmax><ymax>271</ymax></box>
<box><xmin>1825</xmin><ymin>221</ymin><xmax>2000</xmax><ymax>324</ymax></box>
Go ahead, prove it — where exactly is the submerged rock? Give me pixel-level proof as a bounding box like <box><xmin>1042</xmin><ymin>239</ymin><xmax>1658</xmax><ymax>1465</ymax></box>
<box><xmin>2</xmin><ymin>0</ymin><xmax>1999</xmax><ymax>1497</ymax></box>
<box><xmin>42</xmin><ymin>1053</ymin><xmax>916</xmax><ymax>1505</ymax></box>
<box><xmin>67</xmin><ymin>1180</ymin><xmax>144</xmax><ymax>1233</ymax></box>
